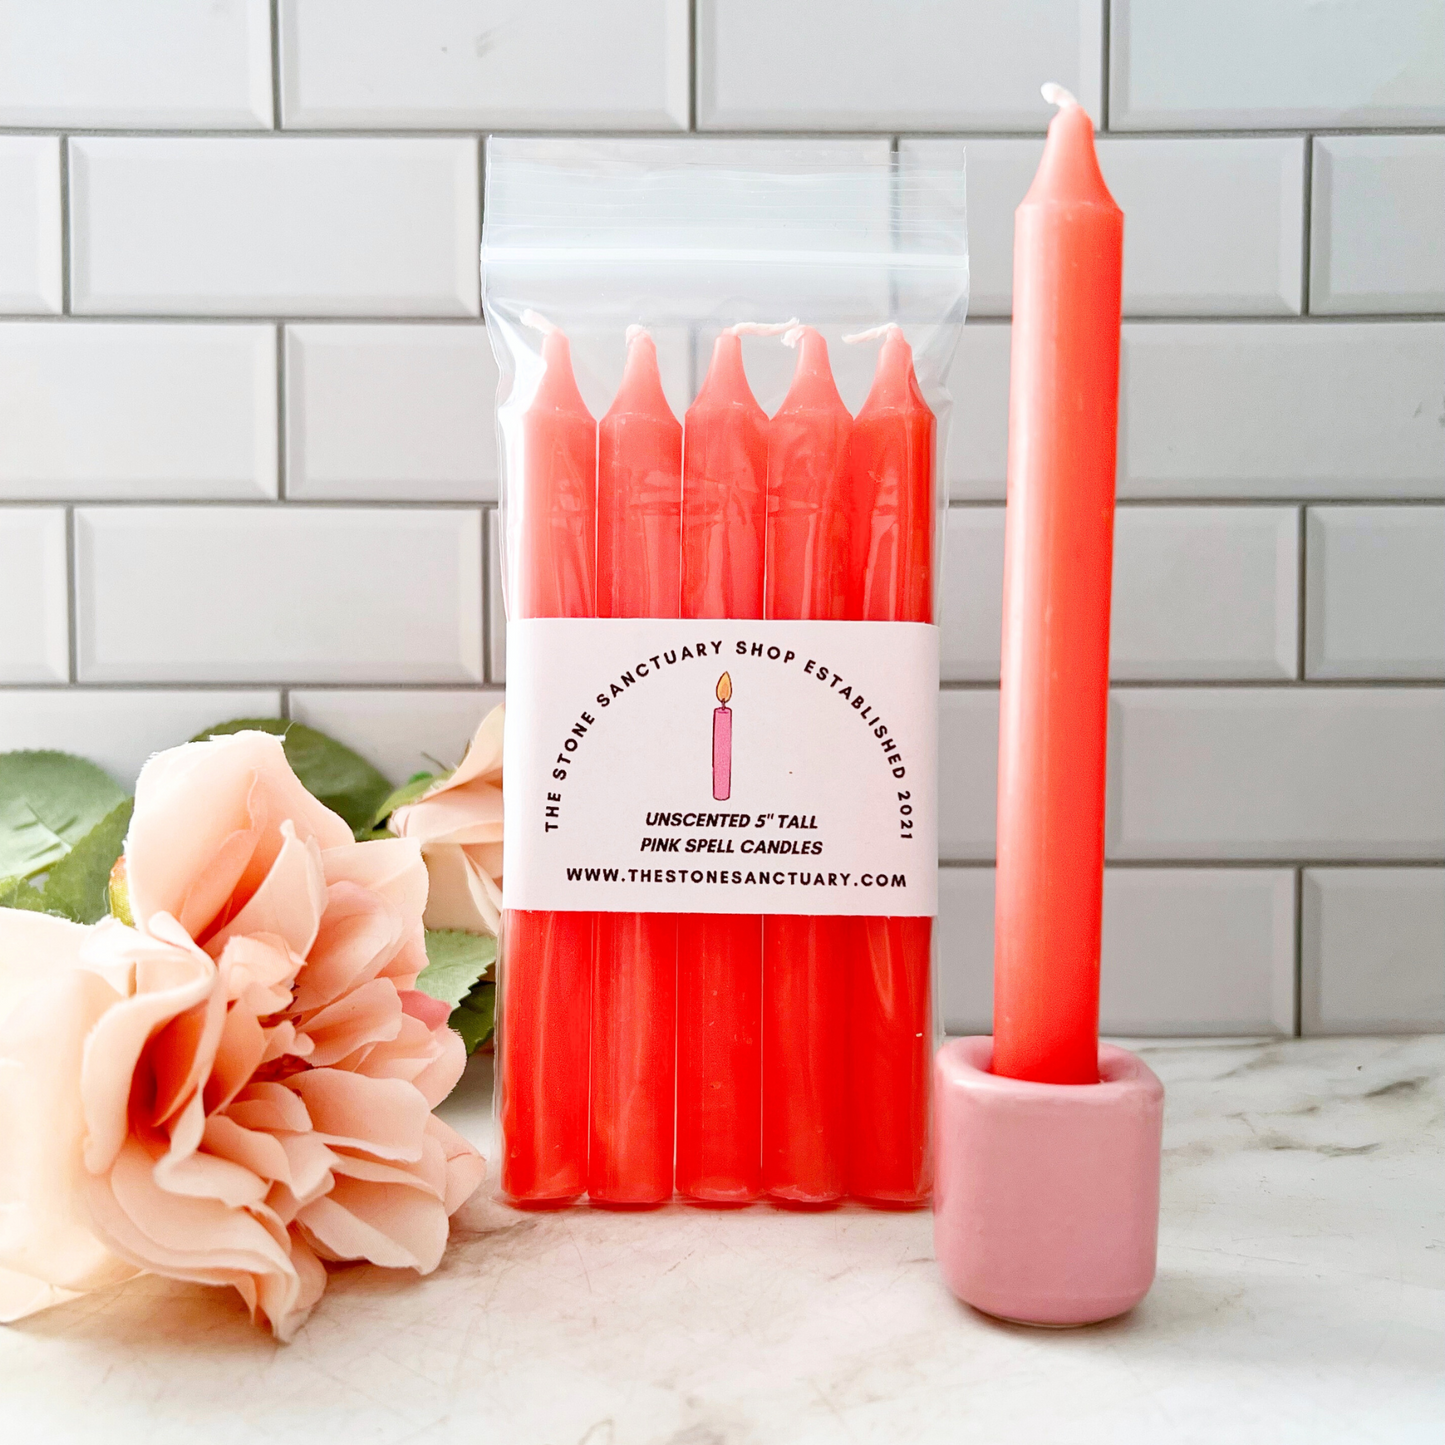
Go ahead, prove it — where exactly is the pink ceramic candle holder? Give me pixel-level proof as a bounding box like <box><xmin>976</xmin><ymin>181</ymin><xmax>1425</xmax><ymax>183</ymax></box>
<box><xmin>933</xmin><ymin>1037</ymin><xmax>1164</xmax><ymax>1327</ymax></box>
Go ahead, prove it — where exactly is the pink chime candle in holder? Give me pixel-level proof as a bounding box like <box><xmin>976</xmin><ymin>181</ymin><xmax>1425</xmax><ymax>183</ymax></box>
<box><xmin>712</xmin><ymin>672</ymin><xmax>733</xmax><ymax>800</ymax></box>
<box><xmin>933</xmin><ymin>86</ymin><xmax>1164</xmax><ymax>1326</ymax></box>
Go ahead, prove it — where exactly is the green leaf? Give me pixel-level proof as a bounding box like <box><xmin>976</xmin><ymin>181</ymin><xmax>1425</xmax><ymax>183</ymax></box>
<box><xmin>416</xmin><ymin>929</ymin><xmax>497</xmax><ymax>1008</ymax></box>
<box><xmin>192</xmin><ymin>719</ymin><xmax>392</xmax><ymax>839</ymax></box>
<box><xmin>39</xmin><ymin>797</ymin><xmax>134</xmax><ymax>925</ymax></box>
<box><xmin>0</xmin><ymin>751</ymin><xmax>127</xmax><ymax>880</ymax></box>
<box><xmin>450</xmin><ymin>979</ymin><xmax>496</xmax><ymax>1054</ymax></box>
<box><xmin>0</xmin><ymin>875</ymin><xmax>49</xmax><ymax>912</ymax></box>
<box><xmin>370</xmin><ymin>770</ymin><xmax>444</xmax><ymax>829</ymax></box>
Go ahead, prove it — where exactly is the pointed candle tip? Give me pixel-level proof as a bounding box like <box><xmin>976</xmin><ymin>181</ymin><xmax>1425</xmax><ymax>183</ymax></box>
<box><xmin>625</xmin><ymin>322</ymin><xmax>648</xmax><ymax>345</ymax></box>
<box><xmin>1041</xmin><ymin>82</ymin><xmax>1078</xmax><ymax>110</ymax></box>
<box><xmin>520</xmin><ymin>307</ymin><xmax>558</xmax><ymax>336</ymax></box>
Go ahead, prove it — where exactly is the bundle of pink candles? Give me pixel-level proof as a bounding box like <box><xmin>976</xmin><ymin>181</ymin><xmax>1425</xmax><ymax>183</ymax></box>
<box><xmin>500</xmin><ymin>319</ymin><xmax>936</xmax><ymax>1210</ymax></box>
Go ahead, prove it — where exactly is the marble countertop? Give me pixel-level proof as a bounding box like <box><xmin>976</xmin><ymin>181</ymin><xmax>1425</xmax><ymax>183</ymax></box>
<box><xmin>2</xmin><ymin>1035</ymin><xmax>1438</xmax><ymax>1445</ymax></box>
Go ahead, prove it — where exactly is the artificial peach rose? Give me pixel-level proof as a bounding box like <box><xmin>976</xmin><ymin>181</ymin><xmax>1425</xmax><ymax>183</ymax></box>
<box><xmin>0</xmin><ymin>911</ymin><xmax>141</xmax><ymax>1321</ymax></box>
<box><xmin>0</xmin><ymin>731</ymin><xmax>483</xmax><ymax>1341</ymax></box>
<box><xmin>388</xmin><ymin>705</ymin><xmax>503</xmax><ymax>936</ymax></box>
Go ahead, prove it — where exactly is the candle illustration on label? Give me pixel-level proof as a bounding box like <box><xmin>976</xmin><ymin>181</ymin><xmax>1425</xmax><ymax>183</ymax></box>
<box><xmin>713</xmin><ymin>672</ymin><xmax>733</xmax><ymax>801</ymax></box>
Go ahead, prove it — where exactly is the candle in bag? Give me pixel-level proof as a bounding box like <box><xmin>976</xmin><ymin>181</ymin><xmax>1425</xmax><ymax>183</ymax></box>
<box><xmin>501</xmin><ymin>320</ymin><xmax>597</xmax><ymax>1203</ymax></box>
<box><xmin>676</xmin><ymin>330</ymin><xmax>767</xmax><ymax>1203</ymax></box>
<box><xmin>762</xmin><ymin>327</ymin><xmax>852</xmax><ymax>1204</ymax></box>
<box><xmin>846</xmin><ymin>324</ymin><xmax>935</xmax><ymax>1204</ymax></box>
<box><xmin>591</xmin><ymin>326</ymin><xmax>681</xmax><ymax>1204</ymax></box>
<box><xmin>993</xmin><ymin>89</ymin><xmax>1123</xmax><ymax>1086</ymax></box>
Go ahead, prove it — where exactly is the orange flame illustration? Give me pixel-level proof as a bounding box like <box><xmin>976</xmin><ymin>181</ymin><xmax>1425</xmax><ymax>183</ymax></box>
<box><xmin>716</xmin><ymin>672</ymin><xmax>733</xmax><ymax>705</ymax></box>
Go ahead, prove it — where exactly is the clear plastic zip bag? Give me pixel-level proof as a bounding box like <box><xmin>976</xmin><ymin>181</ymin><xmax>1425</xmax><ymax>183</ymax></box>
<box><xmin>482</xmin><ymin>137</ymin><xmax>968</xmax><ymax>1210</ymax></box>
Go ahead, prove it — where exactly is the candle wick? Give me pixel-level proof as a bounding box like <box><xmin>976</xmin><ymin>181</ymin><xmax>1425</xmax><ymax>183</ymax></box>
<box><xmin>725</xmin><ymin>318</ymin><xmax>800</xmax><ymax>338</ymax></box>
<box><xmin>520</xmin><ymin>308</ymin><xmax>558</xmax><ymax>336</ymax></box>
<box><xmin>781</xmin><ymin>326</ymin><xmax>807</xmax><ymax>349</ymax></box>
<box><xmin>843</xmin><ymin>323</ymin><xmax>903</xmax><ymax>345</ymax></box>
<box><xmin>625</xmin><ymin>322</ymin><xmax>648</xmax><ymax>344</ymax></box>
<box><xmin>1041</xmin><ymin>81</ymin><xmax>1079</xmax><ymax>110</ymax></box>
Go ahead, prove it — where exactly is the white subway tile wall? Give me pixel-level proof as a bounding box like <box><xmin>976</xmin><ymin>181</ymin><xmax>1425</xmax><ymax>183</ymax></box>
<box><xmin>0</xmin><ymin>136</ymin><xmax>62</xmax><ymax>313</ymax></box>
<box><xmin>697</xmin><ymin>0</ymin><xmax>1103</xmax><ymax>132</ymax></box>
<box><xmin>1301</xmin><ymin>869</ymin><xmax>1445</xmax><ymax>1034</ymax></box>
<box><xmin>0</xmin><ymin>507</ymin><xmax>68</xmax><ymax>682</ymax></box>
<box><xmin>940</xmin><ymin>867</ymin><xmax>1297</xmax><ymax>1037</ymax></box>
<box><xmin>0</xmin><ymin>323</ymin><xmax>276</xmax><ymax>500</ymax></box>
<box><xmin>280</xmin><ymin>0</ymin><xmax>690</xmax><ymax>131</ymax></box>
<box><xmin>1310</xmin><ymin>136</ymin><xmax>1445</xmax><ymax>315</ymax></box>
<box><xmin>0</xmin><ymin>1</ymin><xmax>273</xmax><ymax>130</ymax></box>
<box><xmin>1</xmin><ymin>3</ymin><xmax>1440</xmax><ymax>1034</ymax></box>
<box><xmin>74</xmin><ymin>507</ymin><xmax>483</xmax><ymax>684</ymax></box>
<box><xmin>0</xmin><ymin>689</ymin><xmax>284</xmax><ymax>788</ymax></box>
<box><xmin>1110</xmin><ymin>0</ymin><xmax>1445</xmax><ymax>130</ymax></box>
<box><xmin>1305</xmin><ymin>507</ymin><xmax>1445</xmax><ymax>680</ymax></box>
<box><xmin>941</xmin><ymin>506</ymin><xmax>1300</xmax><ymax>682</ymax></box>
<box><xmin>70</xmin><ymin>136</ymin><xmax>480</xmax><ymax>317</ymax></box>
<box><xmin>285</xmin><ymin>323</ymin><xmax>497</xmax><ymax>501</ymax></box>
<box><xmin>906</xmin><ymin>136</ymin><xmax>1306</xmax><ymax>317</ymax></box>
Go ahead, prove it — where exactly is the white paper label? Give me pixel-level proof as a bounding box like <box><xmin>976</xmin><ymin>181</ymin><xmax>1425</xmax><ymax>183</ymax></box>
<box><xmin>503</xmin><ymin>618</ymin><xmax>938</xmax><ymax>916</ymax></box>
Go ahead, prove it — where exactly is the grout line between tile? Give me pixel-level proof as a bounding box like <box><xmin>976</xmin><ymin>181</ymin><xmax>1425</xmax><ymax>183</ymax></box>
<box><xmin>1301</xmin><ymin>134</ymin><xmax>1315</xmax><ymax>314</ymax></box>
<box><xmin>6</xmin><ymin>312</ymin><xmax>1441</xmax><ymax>327</ymax></box>
<box><xmin>64</xmin><ymin>507</ymin><xmax>77</xmax><ymax>683</ymax></box>
<box><xmin>933</xmin><ymin>857</ymin><xmax>1445</xmax><ymax>871</ymax></box>
<box><xmin>1296</xmin><ymin>506</ymin><xmax>1309</xmax><ymax>679</ymax></box>
<box><xmin>481</xmin><ymin>503</ymin><xmax>494</xmax><ymax>685</ymax></box>
<box><xmin>1100</xmin><ymin>0</ymin><xmax>1112</xmax><ymax>132</ymax></box>
<box><xmin>1</xmin><ymin>125</ymin><xmax>1443</xmax><ymax>141</ymax></box>
<box><xmin>274</xmin><ymin>325</ymin><xmax>287</xmax><ymax>499</ymax></box>
<box><xmin>1</xmin><ymin>677</ymin><xmax>1439</xmax><ymax>695</ymax></box>
<box><xmin>58</xmin><ymin>135</ymin><xmax>71</xmax><ymax>314</ymax></box>
<box><xmin>0</xmin><ymin>496</ymin><xmax>1436</xmax><ymax>512</ymax></box>
<box><xmin>943</xmin><ymin>496</ymin><xmax>1445</xmax><ymax>510</ymax></box>
<box><xmin>269</xmin><ymin>0</ymin><xmax>283</xmax><ymax>131</ymax></box>
<box><xmin>279</xmin><ymin>687</ymin><xmax>291</xmax><ymax>720</ymax></box>
<box><xmin>688</xmin><ymin>0</ymin><xmax>698</xmax><ymax>133</ymax></box>
<box><xmin>936</xmin><ymin>678</ymin><xmax>1445</xmax><ymax>691</ymax></box>
<box><xmin>0</xmin><ymin>125</ymin><xmax>1439</xmax><ymax>142</ymax></box>
<box><xmin>1293</xmin><ymin>868</ymin><xmax>1304</xmax><ymax>1036</ymax></box>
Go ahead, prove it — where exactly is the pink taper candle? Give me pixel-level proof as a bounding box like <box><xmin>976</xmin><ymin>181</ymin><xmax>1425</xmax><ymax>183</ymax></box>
<box><xmin>993</xmin><ymin>86</ymin><xmax>1123</xmax><ymax>1086</ymax></box>
<box><xmin>591</xmin><ymin>324</ymin><xmax>681</xmax><ymax>1205</ymax></box>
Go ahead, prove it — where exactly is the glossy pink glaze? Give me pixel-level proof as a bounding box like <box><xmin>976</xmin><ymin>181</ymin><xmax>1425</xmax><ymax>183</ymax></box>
<box><xmin>933</xmin><ymin>1037</ymin><xmax>1163</xmax><ymax>1326</ymax></box>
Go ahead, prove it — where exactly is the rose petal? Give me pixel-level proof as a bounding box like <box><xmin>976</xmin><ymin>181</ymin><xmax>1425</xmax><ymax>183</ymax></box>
<box><xmin>291</xmin><ymin>883</ymin><xmax>401</xmax><ymax>1013</ymax></box>
<box><xmin>417</xmin><ymin>844</ymin><xmax>500</xmax><ymax>935</ymax></box>
<box><xmin>227</xmin><ymin>1082</ymin><xmax>311</xmax><ymax>1134</ymax></box>
<box><xmin>427</xmin><ymin>1116</ymin><xmax>485</xmax><ymax>1214</ymax></box>
<box><xmin>322</xmin><ymin>837</ymin><xmax>428</xmax><ymax>932</ymax></box>
<box><xmin>300</xmin><ymin>977</ymin><xmax>403</xmax><ymax>1068</ymax></box>
<box><xmin>205</xmin><ymin>822</ymin><xmax>327</xmax><ymax>962</ymax></box>
<box><xmin>287</xmin><ymin>1070</ymin><xmax>429</xmax><ymax>1163</ymax></box>
<box><xmin>297</xmin><ymin>1177</ymin><xmax>449</xmax><ymax>1273</ymax></box>
<box><xmin>0</xmin><ymin>912</ymin><xmax>139</xmax><ymax>1307</ymax></box>
<box><xmin>80</xmin><ymin>922</ymin><xmax>216</xmax><ymax>1174</ymax></box>
<box><xmin>128</xmin><ymin>733</ymin><xmax>350</xmax><ymax>943</ymax></box>
<box><xmin>400</xmin><ymin>989</ymin><xmax>451</xmax><ymax>1031</ymax></box>
<box><xmin>393</xmin><ymin>785</ymin><xmax>503</xmax><ymax>848</ymax></box>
